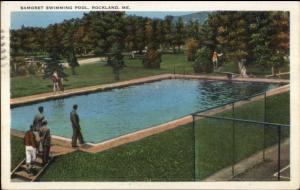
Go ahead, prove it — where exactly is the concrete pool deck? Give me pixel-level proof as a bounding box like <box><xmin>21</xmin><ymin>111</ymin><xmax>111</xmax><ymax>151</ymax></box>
<box><xmin>10</xmin><ymin>74</ymin><xmax>290</xmax><ymax>154</ymax></box>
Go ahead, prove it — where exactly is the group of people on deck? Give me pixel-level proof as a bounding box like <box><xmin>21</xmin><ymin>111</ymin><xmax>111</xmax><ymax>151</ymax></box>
<box><xmin>24</xmin><ymin>105</ymin><xmax>85</xmax><ymax>174</ymax></box>
<box><xmin>24</xmin><ymin>106</ymin><xmax>51</xmax><ymax>174</ymax></box>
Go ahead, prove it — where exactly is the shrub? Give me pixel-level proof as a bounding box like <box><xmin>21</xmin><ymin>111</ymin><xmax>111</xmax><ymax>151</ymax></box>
<box><xmin>142</xmin><ymin>49</ymin><xmax>161</xmax><ymax>69</ymax></box>
<box><xmin>186</xmin><ymin>38</ymin><xmax>198</xmax><ymax>61</ymax></box>
<box><xmin>193</xmin><ymin>47</ymin><xmax>213</xmax><ymax>73</ymax></box>
<box><xmin>27</xmin><ymin>64</ymin><xmax>38</xmax><ymax>75</ymax></box>
<box><xmin>17</xmin><ymin>65</ymin><xmax>28</xmax><ymax>76</ymax></box>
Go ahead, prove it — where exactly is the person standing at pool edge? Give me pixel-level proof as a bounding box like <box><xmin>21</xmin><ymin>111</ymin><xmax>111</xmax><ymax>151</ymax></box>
<box><xmin>33</xmin><ymin>106</ymin><xmax>45</xmax><ymax>131</ymax></box>
<box><xmin>70</xmin><ymin>104</ymin><xmax>85</xmax><ymax>147</ymax></box>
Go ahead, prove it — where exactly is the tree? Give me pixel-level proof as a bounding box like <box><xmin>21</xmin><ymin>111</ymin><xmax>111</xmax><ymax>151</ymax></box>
<box><xmin>162</xmin><ymin>16</ymin><xmax>175</xmax><ymax>52</ymax></box>
<box><xmin>145</xmin><ymin>18</ymin><xmax>154</xmax><ymax>47</ymax></box>
<box><xmin>174</xmin><ymin>17</ymin><xmax>186</xmax><ymax>53</ymax></box>
<box><xmin>43</xmin><ymin>57</ymin><xmax>67</xmax><ymax>80</ymax></box>
<box><xmin>61</xmin><ymin>19</ymin><xmax>80</xmax><ymax>75</ymax></box>
<box><xmin>249</xmin><ymin>12</ymin><xmax>289</xmax><ymax>76</ymax></box>
<box><xmin>67</xmin><ymin>50</ymin><xmax>79</xmax><ymax>75</ymax></box>
<box><xmin>43</xmin><ymin>24</ymin><xmax>67</xmax><ymax>79</ymax></box>
<box><xmin>268</xmin><ymin>12</ymin><xmax>289</xmax><ymax>75</ymax></box>
<box><xmin>187</xmin><ymin>20</ymin><xmax>200</xmax><ymax>40</ymax></box>
<box><xmin>110</xmin><ymin>43</ymin><xmax>124</xmax><ymax>80</ymax></box>
<box><xmin>135</xmin><ymin>17</ymin><xmax>146</xmax><ymax>54</ymax></box>
<box><xmin>10</xmin><ymin>30</ymin><xmax>25</xmax><ymax>76</ymax></box>
<box><xmin>206</xmin><ymin>12</ymin><xmax>250</xmax><ymax>75</ymax></box>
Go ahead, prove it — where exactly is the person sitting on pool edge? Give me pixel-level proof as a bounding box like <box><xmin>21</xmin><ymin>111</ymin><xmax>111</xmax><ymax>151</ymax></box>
<box><xmin>70</xmin><ymin>104</ymin><xmax>85</xmax><ymax>148</ymax></box>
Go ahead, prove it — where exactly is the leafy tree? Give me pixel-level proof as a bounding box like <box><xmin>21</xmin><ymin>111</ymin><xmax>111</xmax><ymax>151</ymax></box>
<box><xmin>10</xmin><ymin>30</ymin><xmax>25</xmax><ymax>76</ymax></box>
<box><xmin>174</xmin><ymin>17</ymin><xmax>186</xmax><ymax>53</ymax></box>
<box><xmin>187</xmin><ymin>20</ymin><xmax>200</xmax><ymax>40</ymax></box>
<box><xmin>67</xmin><ymin>50</ymin><xmax>79</xmax><ymax>75</ymax></box>
<box><xmin>62</xmin><ymin>19</ymin><xmax>80</xmax><ymax>75</ymax></box>
<box><xmin>162</xmin><ymin>16</ymin><xmax>175</xmax><ymax>51</ymax></box>
<box><xmin>268</xmin><ymin>12</ymin><xmax>289</xmax><ymax>75</ymax></box>
<box><xmin>249</xmin><ymin>12</ymin><xmax>289</xmax><ymax>76</ymax></box>
<box><xmin>42</xmin><ymin>57</ymin><xmax>67</xmax><ymax>80</ymax></box>
<box><xmin>145</xmin><ymin>19</ymin><xmax>154</xmax><ymax>47</ymax></box>
<box><xmin>110</xmin><ymin>43</ymin><xmax>124</xmax><ymax>80</ymax></box>
<box><xmin>135</xmin><ymin>17</ymin><xmax>146</xmax><ymax>53</ymax></box>
<box><xmin>204</xmin><ymin>12</ymin><xmax>250</xmax><ymax>74</ymax></box>
<box><xmin>124</xmin><ymin>16</ymin><xmax>137</xmax><ymax>52</ymax></box>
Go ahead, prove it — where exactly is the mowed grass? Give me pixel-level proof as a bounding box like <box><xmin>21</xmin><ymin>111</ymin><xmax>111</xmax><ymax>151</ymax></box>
<box><xmin>11</xmin><ymin>52</ymin><xmax>290</xmax><ymax>98</ymax></box>
<box><xmin>11</xmin><ymin>92</ymin><xmax>289</xmax><ymax>181</ymax></box>
<box><xmin>11</xmin><ymin>136</ymin><xmax>25</xmax><ymax>170</ymax></box>
<box><xmin>195</xmin><ymin>92</ymin><xmax>290</xmax><ymax>179</ymax></box>
<box><xmin>11</xmin><ymin>54</ymin><xmax>194</xmax><ymax>98</ymax></box>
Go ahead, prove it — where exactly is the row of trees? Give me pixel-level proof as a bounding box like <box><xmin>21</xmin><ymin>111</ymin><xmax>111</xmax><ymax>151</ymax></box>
<box><xmin>189</xmin><ymin>11</ymin><xmax>289</xmax><ymax>75</ymax></box>
<box><xmin>11</xmin><ymin>12</ymin><xmax>202</xmax><ymax>78</ymax></box>
<box><xmin>11</xmin><ymin>11</ymin><xmax>289</xmax><ymax>78</ymax></box>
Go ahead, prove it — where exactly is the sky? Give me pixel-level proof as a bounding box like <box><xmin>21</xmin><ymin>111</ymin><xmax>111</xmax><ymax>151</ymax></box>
<box><xmin>11</xmin><ymin>11</ymin><xmax>196</xmax><ymax>29</ymax></box>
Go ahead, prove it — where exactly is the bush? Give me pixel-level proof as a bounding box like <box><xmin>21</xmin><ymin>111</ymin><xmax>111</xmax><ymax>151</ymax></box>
<box><xmin>142</xmin><ymin>49</ymin><xmax>162</xmax><ymax>69</ymax></box>
<box><xmin>186</xmin><ymin>38</ymin><xmax>198</xmax><ymax>61</ymax></box>
<box><xmin>27</xmin><ymin>64</ymin><xmax>38</xmax><ymax>75</ymax></box>
<box><xmin>17</xmin><ymin>66</ymin><xmax>28</xmax><ymax>76</ymax></box>
<box><xmin>193</xmin><ymin>47</ymin><xmax>213</xmax><ymax>73</ymax></box>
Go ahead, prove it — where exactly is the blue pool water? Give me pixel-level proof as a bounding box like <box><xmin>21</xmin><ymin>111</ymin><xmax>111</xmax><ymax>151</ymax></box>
<box><xmin>11</xmin><ymin>79</ymin><xmax>280</xmax><ymax>143</ymax></box>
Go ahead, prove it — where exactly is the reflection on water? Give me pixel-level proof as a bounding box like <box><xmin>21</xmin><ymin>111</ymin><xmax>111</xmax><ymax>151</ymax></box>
<box><xmin>11</xmin><ymin>79</ymin><xmax>280</xmax><ymax>143</ymax></box>
<box><xmin>52</xmin><ymin>99</ymin><xmax>65</xmax><ymax>109</ymax></box>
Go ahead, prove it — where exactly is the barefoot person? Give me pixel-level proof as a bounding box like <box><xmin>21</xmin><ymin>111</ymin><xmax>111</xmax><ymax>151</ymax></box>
<box><xmin>70</xmin><ymin>104</ymin><xmax>85</xmax><ymax>148</ymax></box>
<box><xmin>24</xmin><ymin>125</ymin><xmax>38</xmax><ymax>174</ymax></box>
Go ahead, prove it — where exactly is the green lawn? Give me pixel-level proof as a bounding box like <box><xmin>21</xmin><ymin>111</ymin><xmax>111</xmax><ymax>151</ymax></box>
<box><xmin>11</xmin><ymin>53</ymin><xmax>289</xmax><ymax>98</ymax></box>
<box><xmin>11</xmin><ymin>92</ymin><xmax>289</xmax><ymax>181</ymax></box>
<box><xmin>11</xmin><ymin>54</ymin><xmax>194</xmax><ymax>98</ymax></box>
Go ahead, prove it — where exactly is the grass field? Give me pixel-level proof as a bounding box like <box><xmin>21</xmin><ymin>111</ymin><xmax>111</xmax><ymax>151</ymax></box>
<box><xmin>11</xmin><ymin>54</ymin><xmax>194</xmax><ymax>98</ymax></box>
<box><xmin>194</xmin><ymin>92</ymin><xmax>290</xmax><ymax>179</ymax></box>
<box><xmin>11</xmin><ymin>92</ymin><xmax>289</xmax><ymax>181</ymax></box>
<box><xmin>11</xmin><ymin>52</ymin><xmax>288</xmax><ymax>98</ymax></box>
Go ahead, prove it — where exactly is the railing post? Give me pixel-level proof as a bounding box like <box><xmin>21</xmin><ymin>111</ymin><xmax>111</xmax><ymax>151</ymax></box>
<box><xmin>192</xmin><ymin>115</ymin><xmax>196</xmax><ymax>181</ymax></box>
<box><xmin>263</xmin><ymin>92</ymin><xmax>266</xmax><ymax>161</ymax></box>
<box><xmin>232</xmin><ymin>103</ymin><xmax>235</xmax><ymax>176</ymax></box>
<box><xmin>277</xmin><ymin>125</ymin><xmax>281</xmax><ymax>181</ymax></box>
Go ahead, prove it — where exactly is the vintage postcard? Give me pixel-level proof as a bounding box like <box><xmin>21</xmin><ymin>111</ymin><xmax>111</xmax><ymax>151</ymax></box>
<box><xmin>1</xmin><ymin>1</ymin><xmax>300</xmax><ymax>190</ymax></box>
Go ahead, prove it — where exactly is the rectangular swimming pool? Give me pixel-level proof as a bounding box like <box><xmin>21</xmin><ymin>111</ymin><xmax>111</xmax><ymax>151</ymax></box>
<box><xmin>11</xmin><ymin>79</ymin><xmax>281</xmax><ymax>143</ymax></box>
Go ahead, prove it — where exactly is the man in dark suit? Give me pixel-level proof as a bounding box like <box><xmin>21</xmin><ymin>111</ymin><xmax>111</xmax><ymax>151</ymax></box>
<box><xmin>32</xmin><ymin>106</ymin><xmax>45</xmax><ymax>153</ymax></box>
<box><xmin>70</xmin><ymin>104</ymin><xmax>84</xmax><ymax>147</ymax></box>
<box><xmin>39</xmin><ymin>120</ymin><xmax>51</xmax><ymax>164</ymax></box>
<box><xmin>33</xmin><ymin>106</ymin><xmax>45</xmax><ymax>131</ymax></box>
